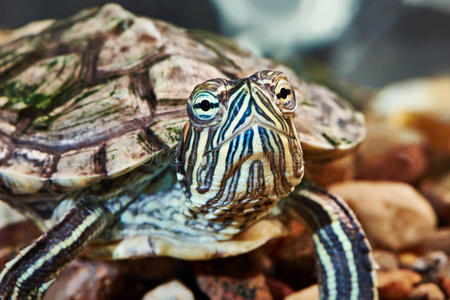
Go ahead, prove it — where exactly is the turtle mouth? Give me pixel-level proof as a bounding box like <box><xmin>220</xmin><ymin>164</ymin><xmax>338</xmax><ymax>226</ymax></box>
<box><xmin>203</xmin><ymin>116</ymin><xmax>296</xmax><ymax>157</ymax></box>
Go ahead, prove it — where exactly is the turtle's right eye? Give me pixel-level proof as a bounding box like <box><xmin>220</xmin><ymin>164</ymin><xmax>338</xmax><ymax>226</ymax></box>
<box><xmin>191</xmin><ymin>91</ymin><xmax>220</xmax><ymax>121</ymax></box>
<box><xmin>274</xmin><ymin>77</ymin><xmax>296</xmax><ymax>114</ymax></box>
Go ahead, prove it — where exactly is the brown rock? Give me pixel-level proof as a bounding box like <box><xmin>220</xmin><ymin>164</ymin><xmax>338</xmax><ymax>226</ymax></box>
<box><xmin>0</xmin><ymin>220</ymin><xmax>40</xmax><ymax>270</ymax></box>
<box><xmin>305</xmin><ymin>155</ymin><xmax>355</xmax><ymax>186</ymax></box>
<box><xmin>272</xmin><ymin>225</ymin><xmax>314</xmax><ymax>269</ymax></box>
<box><xmin>373</xmin><ymin>249</ymin><xmax>399</xmax><ymax>271</ymax></box>
<box><xmin>266</xmin><ymin>277</ymin><xmax>294</xmax><ymax>300</ymax></box>
<box><xmin>116</xmin><ymin>257</ymin><xmax>187</xmax><ymax>282</ymax></box>
<box><xmin>0</xmin><ymin>247</ymin><xmax>15</xmax><ymax>271</ymax></box>
<box><xmin>378</xmin><ymin>269</ymin><xmax>421</xmax><ymax>300</ymax></box>
<box><xmin>412</xmin><ymin>251</ymin><xmax>448</xmax><ymax>283</ymax></box>
<box><xmin>439</xmin><ymin>277</ymin><xmax>450</xmax><ymax>298</ymax></box>
<box><xmin>285</xmin><ymin>284</ymin><xmax>319</xmax><ymax>300</ymax></box>
<box><xmin>196</xmin><ymin>256</ymin><xmax>273</xmax><ymax>300</ymax></box>
<box><xmin>409</xmin><ymin>283</ymin><xmax>445</xmax><ymax>300</ymax></box>
<box><xmin>399</xmin><ymin>252</ymin><xmax>420</xmax><ymax>269</ymax></box>
<box><xmin>142</xmin><ymin>280</ymin><xmax>194</xmax><ymax>300</ymax></box>
<box><xmin>439</xmin><ymin>263</ymin><xmax>450</xmax><ymax>279</ymax></box>
<box><xmin>368</xmin><ymin>76</ymin><xmax>450</xmax><ymax>154</ymax></box>
<box><xmin>420</xmin><ymin>229</ymin><xmax>450</xmax><ymax>255</ymax></box>
<box><xmin>196</xmin><ymin>272</ymin><xmax>272</xmax><ymax>300</ymax></box>
<box><xmin>398</xmin><ymin>113</ymin><xmax>450</xmax><ymax>155</ymax></box>
<box><xmin>328</xmin><ymin>181</ymin><xmax>437</xmax><ymax>250</ymax></box>
<box><xmin>0</xmin><ymin>209</ymin><xmax>40</xmax><ymax>273</ymax></box>
<box><xmin>250</xmin><ymin>248</ymin><xmax>275</xmax><ymax>276</ymax></box>
<box><xmin>267</xmin><ymin>220</ymin><xmax>315</xmax><ymax>289</ymax></box>
<box><xmin>358</xmin><ymin>143</ymin><xmax>428</xmax><ymax>183</ymax></box>
<box><xmin>427</xmin><ymin>151</ymin><xmax>450</xmax><ymax>179</ymax></box>
<box><xmin>420</xmin><ymin>173</ymin><xmax>450</xmax><ymax>225</ymax></box>
<box><xmin>43</xmin><ymin>260</ymin><xmax>123</xmax><ymax>300</ymax></box>
<box><xmin>0</xmin><ymin>220</ymin><xmax>40</xmax><ymax>249</ymax></box>
<box><xmin>356</xmin><ymin>121</ymin><xmax>428</xmax><ymax>183</ymax></box>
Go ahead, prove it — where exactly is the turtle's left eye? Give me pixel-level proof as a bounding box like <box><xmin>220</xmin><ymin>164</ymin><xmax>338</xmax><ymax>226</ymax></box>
<box><xmin>191</xmin><ymin>92</ymin><xmax>220</xmax><ymax>122</ymax></box>
<box><xmin>274</xmin><ymin>78</ymin><xmax>296</xmax><ymax>113</ymax></box>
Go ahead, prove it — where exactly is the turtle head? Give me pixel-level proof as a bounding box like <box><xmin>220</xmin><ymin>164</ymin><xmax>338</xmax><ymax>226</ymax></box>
<box><xmin>177</xmin><ymin>71</ymin><xmax>304</xmax><ymax>232</ymax></box>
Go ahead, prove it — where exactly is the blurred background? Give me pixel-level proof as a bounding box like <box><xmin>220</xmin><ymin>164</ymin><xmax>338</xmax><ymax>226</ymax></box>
<box><xmin>1</xmin><ymin>2</ymin><xmax>450</xmax><ymax>299</ymax></box>
<box><xmin>1</xmin><ymin>0</ymin><xmax>449</xmax><ymax>89</ymax></box>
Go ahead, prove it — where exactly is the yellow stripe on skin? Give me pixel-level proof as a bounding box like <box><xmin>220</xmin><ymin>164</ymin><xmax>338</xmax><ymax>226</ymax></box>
<box><xmin>312</xmin><ymin>231</ymin><xmax>338</xmax><ymax>300</ymax></box>
<box><xmin>222</xmin><ymin>85</ymin><xmax>251</xmax><ymax>138</ymax></box>
<box><xmin>7</xmin><ymin>207</ymin><xmax>104</xmax><ymax>299</ymax></box>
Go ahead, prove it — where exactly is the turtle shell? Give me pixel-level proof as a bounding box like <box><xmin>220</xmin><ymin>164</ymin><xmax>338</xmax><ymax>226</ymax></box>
<box><xmin>0</xmin><ymin>4</ymin><xmax>364</xmax><ymax>198</ymax></box>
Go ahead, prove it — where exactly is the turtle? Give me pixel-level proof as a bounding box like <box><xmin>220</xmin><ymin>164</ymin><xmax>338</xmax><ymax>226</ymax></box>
<box><xmin>0</xmin><ymin>4</ymin><xmax>377</xmax><ymax>300</ymax></box>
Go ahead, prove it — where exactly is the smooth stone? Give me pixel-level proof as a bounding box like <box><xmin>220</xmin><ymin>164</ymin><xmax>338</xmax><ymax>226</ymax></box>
<box><xmin>142</xmin><ymin>280</ymin><xmax>194</xmax><ymax>300</ymax></box>
<box><xmin>328</xmin><ymin>181</ymin><xmax>437</xmax><ymax>250</ymax></box>
<box><xmin>195</xmin><ymin>254</ymin><xmax>273</xmax><ymax>300</ymax></box>
<box><xmin>409</xmin><ymin>283</ymin><xmax>445</xmax><ymax>300</ymax></box>
<box><xmin>420</xmin><ymin>173</ymin><xmax>450</xmax><ymax>225</ymax></box>
<box><xmin>356</xmin><ymin>121</ymin><xmax>428</xmax><ymax>183</ymax></box>
<box><xmin>44</xmin><ymin>260</ymin><xmax>123</xmax><ymax>300</ymax></box>
<box><xmin>305</xmin><ymin>155</ymin><xmax>356</xmax><ymax>187</ymax></box>
<box><xmin>368</xmin><ymin>77</ymin><xmax>450</xmax><ymax>154</ymax></box>
<box><xmin>373</xmin><ymin>249</ymin><xmax>399</xmax><ymax>271</ymax></box>
<box><xmin>421</xmin><ymin>229</ymin><xmax>450</xmax><ymax>255</ymax></box>
<box><xmin>377</xmin><ymin>269</ymin><xmax>421</xmax><ymax>300</ymax></box>
<box><xmin>285</xmin><ymin>284</ymin><xmax>319</xmax><ymax>300</ymax></box>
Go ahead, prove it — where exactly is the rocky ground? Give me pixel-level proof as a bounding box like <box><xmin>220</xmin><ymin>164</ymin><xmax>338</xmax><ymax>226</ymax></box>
<box><xmin>0</xmin><ymin>77</ymin><xmax>449</xmax><ymax>299</ymax></box>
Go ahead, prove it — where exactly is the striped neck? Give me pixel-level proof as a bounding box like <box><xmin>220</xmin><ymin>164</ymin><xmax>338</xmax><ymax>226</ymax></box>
<box><xmin>288</xmin><ymin>181</ymin><xmax>379</xmax><ymax>300</ymax></box>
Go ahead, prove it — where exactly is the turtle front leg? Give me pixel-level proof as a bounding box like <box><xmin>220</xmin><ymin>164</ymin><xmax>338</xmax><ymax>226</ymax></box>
<box><xmin>286</xmin><ymin>180</ymin><xmax>378</xmax><ymax>300</ymax></box>
<box><xmin>0</xmin><ymin>201</ymin><xmax>109</xmax><ymax>300</ymax></box>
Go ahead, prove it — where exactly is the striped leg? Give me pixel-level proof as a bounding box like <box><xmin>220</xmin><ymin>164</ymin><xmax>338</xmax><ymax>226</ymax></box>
<box><xmin>0</xmin><ymin>201</ymin><xmax>109</xmax><ymax>300</ymax></box>
<box><xmin>287</xmin><ymin>180</ymin><xmax>378</xmax><ymax>300</ymax></box>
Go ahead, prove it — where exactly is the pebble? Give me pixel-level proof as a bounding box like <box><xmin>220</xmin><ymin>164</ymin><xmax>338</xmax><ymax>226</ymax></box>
<box><xmin>355</xmin><ymin>121</ymin><xmax>428</xmax><ymax>183</ymax></box>
<box><xmin>270</xmin><ymin>224</ymin><xmax>315</xmax><ymax>284</ymax></box>
<box><xmin>399</xmin><ymin>252</ymin><xmax>420</xmax><ymax>269</ymax></box>
<box><xmin>142</xmin><ymin>280</ymin><xmax>194</xmax><ymax>300</ymax></box>
<box><xmin>305</xmin><ymin>155</ymin><xmax>355</xmax><ymax>186</ymax></box>
<box><xmin>266</xmin><ymin>277</ymin><xmax>294</xmax><ymax>300</ymax></box>
<box><xmin>328</xmin><ymin>181</ymin><xmax>437</xmax><ymax>250</ymax></box>
<box><xmin>439</xmin><ymin>276</ymin><xmax>450</xmax><ymax>298</ymax></box>
<box><xmin>377</xmin><ymin>269</ymin><xmax>421</xmax><ymax>300</ymax></box>
<box><xmin>116</xmin><ymin>257</ymin><xmax>187</xmax><ymax>282</ymax></box>
<box><xmin>0</xmin><ymin>220</ymin><xmax>40</xmax><ymax>270</ymax></box>
<box><xmin>368</xmin><ymin>76</ymin><xmax>450</xmax><ymax>154</ymax></box>
<box><xmin>409</xmin><ymin>283</ymin><xmax>445</xmax><ymax>300</ymax></box>
<box><xmin>0</xmin><ymin>220</ymin><xmax>40</xmax><ymax>249</ymax></box>
<box><xmin>43</xmin><ymin>260</ymin><xmax>123</xmax><ymax>300</ymax></box>
<box><xmin>412</xmin><ymin>251</ymin><xmax>448</xmax><ymax>283</ymax></box>
<box><xmin>373</xmin><ymin>249</ymin><xmax>399</xmax><ymax>271</ymax></box>
<box><xmin>284</xmin><ymin>284</ymin><xmax>319</xmax><ymax>300</ymax></box>
<box><xmin>421</xmin><ymin>229</ymin><xmax>450</xmax><ymax>255</ymax></box>
<box><xmin>420</xmin><ymin>173</ymin><xmax>450</xmax><ymax>225</ymax></box>
<box><xmin>195</xmin><ymin>255</ymin><xmax>273</xmax><ymax>300</ymax></box>
<box><xmin>0</xmin><ymin>247</ymin><xmax>14</xmax><ymax>270</ymax></box>
<box><xmin>196</xmin><ymin>272</ymin><xmax>273</xmax><ymax>300</ymax></box>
